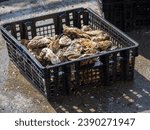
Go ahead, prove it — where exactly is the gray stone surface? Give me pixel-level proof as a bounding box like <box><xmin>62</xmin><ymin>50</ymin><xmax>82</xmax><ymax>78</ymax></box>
<box><xmin>0</xmin><ymin>0</ymin><xmax>100</xmax><ymax>25</ymax></box>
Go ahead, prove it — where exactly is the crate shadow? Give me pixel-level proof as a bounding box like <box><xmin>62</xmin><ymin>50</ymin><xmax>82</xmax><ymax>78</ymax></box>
<box><xmin>51</xmin><ymin>70</ymin><xmax>150</xmax><ymax>113</ymax></box>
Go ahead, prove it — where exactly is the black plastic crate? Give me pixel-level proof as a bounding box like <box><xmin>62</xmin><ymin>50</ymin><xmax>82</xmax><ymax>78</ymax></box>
<box><xmin>101</xmin><ymin>0</ymin><xmax>150</xmax><ymax>31</ymax></box>
<box><xmin>0</xmin><ymin>8</ymin><xmax>138</xmax><ymax>102</ymax></box>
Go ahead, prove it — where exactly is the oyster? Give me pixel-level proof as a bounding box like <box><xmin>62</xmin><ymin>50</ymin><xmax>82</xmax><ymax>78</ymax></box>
<box><xmin>28</xmin><ymin>48</ymin><xmax>45</xmax><ymax>63</ymax></box>
<box><xmin>63</xmin><ymin>42</ymin><xmax>83</xmax><ymax>61</ymax></box>
<box><xmin>21</xmin><ymin>39</ymin><xmax>29</xmax><ymax>47</ymax></box>
<box><xmin>48</xmin><ymin>38</ymin><xmax>60</xmax><ymax>53</ymax></box>
<box><xmin>39</xmin><ymin>48</ymin><xmax>61</xmax><ymax>65</ymax></box>
<box><xmin>98</xmin><ymin>40</ymin><xmax>112</xmax><ymax>51</ymax></box>
<box><xmin>92</xmin><ymin>33</ymin><xmax>110</xmax><ymax>42</ymax></box>
<box><xmin>85</xmin><ymin>30</ymin><xmax>104</xmax><ymax>37</ymax></box>
<box><xmin>67</xmin><ymin>54</ymin><xmax>82</xmax><ymax>61</ymax></box>
<box><xmin>79</xmin><ymin>53</ymin><xmax>94</xmax><ymax>58</ymax></box>
<box><xmin>59</xmin><ymin>35</ymin><xmax>72</xmax><ymax>46</ymax></box>
<box><xmin>75</xmin><ymin>38</ymin><xmax>99</xmax><ymax>54</ymax></box>
<box><xmin>81</xmin><ymin>25</ymin><xmax>92</xmax><ymax>32</ymax></box>
<box><xmin>63</xmin><ymin>25</ymin><xmax>90</xmax><ymax>39</ymax></box>
<box><xmin>27</xmin><ymin>36</ymin><xmax>51</xmax><ymax>49</ymax></box>
<box><xmin>109</xmin><ymin>46</ymin><xmax>118</xmax><ymax>51</ymax></box>
<box><xmin>29</xmin><ymin>48</ymin><xmax>42</xmax><ymax>57</ymax></box>
<box><xmin>78</xmin><ymin>38</ymin><xmax>98</xmax><ymax>49</ymax></box>
<box><xmin>56</xmin><ymin>48</ymin><xmax>67</xmax><ymax>62</ymax></box>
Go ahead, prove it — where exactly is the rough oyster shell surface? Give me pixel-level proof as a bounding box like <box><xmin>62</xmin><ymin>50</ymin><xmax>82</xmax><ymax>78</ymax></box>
<box><xmin>48</xmin><ymin>38</ymin><xmax>60</xmax><ymax>53</ymax></box>
<box><xmin>59</xmin><ymin>35</ymin><xmax>72</xmax><ymax>46</ymax></box>
<box><xmin>27</xmin><ymin>36</ymin><xmax>51</xmax><ymax>49</ymax></box>
<box><xmin>21</xmin><ymin>39</ymin><xmax>29</xmax><ymax>47</ymax></box>
<box><xmin>98</xmin><ymin>40</ymin><xmax>112</xmax><ymax>51</ymax></box>
<box><xmin>85</xmin><ymin>30</ymin><xmax>104</xmax><ymax>37</ymax></box>
<box><xmin>75</xmin><ymin>38</ymin><xmax>99</xmax><ymax>54</ymax></box>
<box><xmin>39</xmin><ymin>48</ymin><xmax>61</xmax><ymax>65</ymax></box>
<box><xmin>56</xmin><ymin>48</ymin><xmax>67</xmax><ymax>62</ymax></box>
<box><xmin>63</xmin><ymin>25</ymin><xmax>90</xmax><ymax>39</ymax></box>
<box><xmin>92</xmin><ymin>33</ymin><xmax>110</xmax><ymax>42</ymax></box>
<box><xmin>63</xmin><ymin>42</ymin><xmax>83</xmax><ymax>61</ymax></box>
<box><xmin>81</xmin><ymin>25</ymin><xmax>92</xmax><ymax>32</ymax></box>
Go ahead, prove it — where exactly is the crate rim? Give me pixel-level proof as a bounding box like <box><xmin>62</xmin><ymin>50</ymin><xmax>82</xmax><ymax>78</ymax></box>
<box><xmin>0</xmin><ymin>7</ymin><xmax>139</xmax><ymax>70</ymax></box>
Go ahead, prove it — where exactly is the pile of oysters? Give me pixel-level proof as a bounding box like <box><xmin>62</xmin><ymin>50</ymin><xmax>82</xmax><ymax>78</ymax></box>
<box><xmin>21</xmin><ymin>25</ymin><xmax>116</xmax><ymax>66</ymax></box>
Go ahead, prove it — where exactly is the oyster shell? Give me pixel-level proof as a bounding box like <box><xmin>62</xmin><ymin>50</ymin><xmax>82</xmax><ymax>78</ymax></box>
<box><xmin>79</xmin><ymin>53</ymin><xmax>94</xmax><ymax>58</ymax></box>
<box><xmin>81</xmin><ymin>25</ymin><xmax>92</xmax><ymax>32</ymax></box>
<box><xmin>48</xmin><ymin>38</ymin><xmax>60</xmax><ymax>53</ymax></box>
<box><xmin>39</xmin><ymin>48</ymin><xmax>61</xmax><ymax>65</ymax></box>
<box><xmin>29</xmin><ymin>48</ymin><xmax>42</xmax><ymax>57</ymax></box>
<box><xmin>109</xmin><ymin>46</ymin><xmax>118</xmax><ymax>51</ymax></box>
<box><xmin>67</xmin><ymin>54</ymin><xmax>82</xmax><ymax>61</ymax></box>
<box><xmin>28</xmin><ymin>48</ymin><xmax>45</xmax><ymax>64</ymax></box>
<box><xmin>75</xmin><ymin>38</ymin><xmax>99</xmax><ymax>54</ymax></box>
<box><xmin>56</xmin><ymin>48</ymin><xmax>67</xmax><ymax>62</ymax></box>
<box><xmin>59</xmin><ymin>35</ymin><xmax>72</xmax><ymax>46</ymax></box>
<box><xmin>85</xmin><ymin>30</ymin><xmax>104</xmax><ymax>37</ymax></box>
<box><xmin>92</xmin><ymin>33</ymin><xmax>110</xmax><ymax>42</ymax></box>
<box><xmin>21</xmin><ymin>39</ymin><xmax>29</xmax><ymax>47</ymax></box>
<box><xmin>98</xmin><ymin>40</ymin><xmax>112</xmax><ymax>51</ymax></box>
<box><xmin>63</xmin><ymin>42</ymin><xmax>83</xmax><ymax>61</ymax></box>
<box><xmin>78</xmin><ymin>38</ymin><xmax>99</xmax><ymax>49</ymax></box>
<box><xmin>27</xmin><ymin>36</ymin><xmax>51</xmax><ymax>49</ymax></box>
<box><xmin>63</xmin><ymin>25</ymin><xmax>90</xmax><ymax>39</ymax></box>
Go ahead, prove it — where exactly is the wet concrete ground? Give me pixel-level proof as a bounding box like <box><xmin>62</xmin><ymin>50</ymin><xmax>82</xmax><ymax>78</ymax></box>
<box><xmin>0</xmin><ymin>0</ymin><xmax>150</xmax><ymax>113</ymax></box>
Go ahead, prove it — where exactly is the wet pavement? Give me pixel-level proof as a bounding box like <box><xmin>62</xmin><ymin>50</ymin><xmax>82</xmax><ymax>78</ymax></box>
<box><xmin>0</xmin><ymin>0</ymin><xmax>150</xmax><ymax>113</ymax></box>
